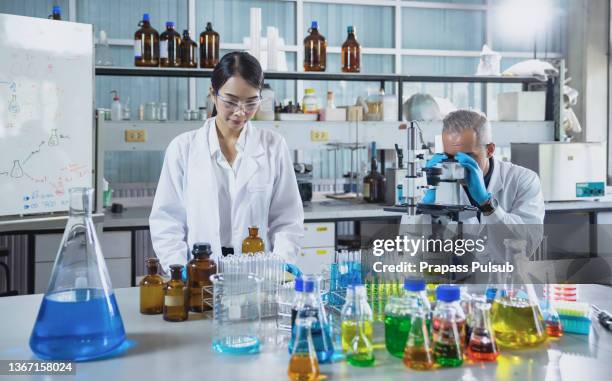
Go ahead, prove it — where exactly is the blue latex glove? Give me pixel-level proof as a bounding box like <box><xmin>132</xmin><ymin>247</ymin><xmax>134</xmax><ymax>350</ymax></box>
<box><xmin>420</xmin><ymin>153</ymin><xmax>447</xmax><ymax>204</ymax></box>
<box><xmin>455</xmin><ymin>152</ymin><xmax>491</xmax><ymax>205</ymax></box>
<box><xmin>182</xmin><ymin>266</ymin><xmax>187</xmax><ymax>282</ymax></box>
<box><xmin>285</xmin><ymin>263</ymin><xmax>303</xmax><ymax>278</ymax></box>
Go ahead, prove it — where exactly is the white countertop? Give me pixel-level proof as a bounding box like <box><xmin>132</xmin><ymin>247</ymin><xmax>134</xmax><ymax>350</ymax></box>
<box><xmin>1</xmin><ymin>285</ymin><xmax>611</xmax><ymax>380</ymax></box>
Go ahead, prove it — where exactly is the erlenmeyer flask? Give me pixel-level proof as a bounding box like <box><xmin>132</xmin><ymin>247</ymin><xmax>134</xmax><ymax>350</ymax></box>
<box><xmin>543</xmin><ymin>284</ymin><xmax>563</xmax><ymax>338</ymax></box>
<box><xmin>403</xmin><ymin>310</ymin><xmax>434</xmax><ymax>370</ymax></box>
<box><xmin>467</xmin><ymin>298</ymin><xmax>499</xmax><ymax>362</ymax></box>
<box><xmin>288</xmin><ymin>317</ymin><xmax>320</xmax><ymax>381</ymax></box>
<box><xmin>30</xmin><ymin>188</ymin><xmax>126</xmax><ymax>360</ymax></box>
<box><xmin>491</xmin><ymin>239</ymin><xmax>547</xmax><ymax>348</ymax></box>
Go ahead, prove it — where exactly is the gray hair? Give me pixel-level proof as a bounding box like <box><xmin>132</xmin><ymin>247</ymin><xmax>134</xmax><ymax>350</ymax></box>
<box><xmin>442</xmin><ymin>109</ymin><xmax>493</xmax><ymax>145</ymax></box>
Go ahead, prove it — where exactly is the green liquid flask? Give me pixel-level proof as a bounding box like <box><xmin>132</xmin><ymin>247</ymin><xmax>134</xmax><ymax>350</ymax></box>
<box><xmin>433</xmin><ymin>285</ymin><xmax>464</xmax><ymax>367</ymax></box>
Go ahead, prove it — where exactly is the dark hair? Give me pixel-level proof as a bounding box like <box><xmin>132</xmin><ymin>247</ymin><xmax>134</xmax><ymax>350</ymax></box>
<box><xmin>210</xmin><ymin>51</ymin><xmax>264</xmax><ymax>116</ymax></box>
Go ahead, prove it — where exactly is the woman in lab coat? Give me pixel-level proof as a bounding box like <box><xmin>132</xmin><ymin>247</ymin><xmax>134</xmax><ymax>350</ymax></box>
<box><xmin>150</xmin><ymin>51</ymin><xmax>304</xmax><ymax>273</ymax></box>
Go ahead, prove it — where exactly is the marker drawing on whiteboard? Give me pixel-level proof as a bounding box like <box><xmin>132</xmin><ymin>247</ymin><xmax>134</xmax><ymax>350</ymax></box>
<box><xmin>10</xmin><ymin>160</ymin><xmax>23</xmax><ymax>178</ymax></box>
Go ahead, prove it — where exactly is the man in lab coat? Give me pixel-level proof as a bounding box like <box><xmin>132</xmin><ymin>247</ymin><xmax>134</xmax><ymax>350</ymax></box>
<box><xmin>418</xmin><ymin>109</ymin><xmax>545</xmax><ymax>261</ymax></box>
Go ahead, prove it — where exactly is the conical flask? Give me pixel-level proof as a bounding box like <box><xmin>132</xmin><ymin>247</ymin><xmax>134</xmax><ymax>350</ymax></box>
<box><xmin>30</xmin><ymin>187</ymin><xmax>126</xmax><ymax>360</ymax></box>
<box><xmin>491</xmin><ymin>239</ymin><xmax>547</xmax><ymax>348</ymax></box>
<box><xmin>543</xmin><ymin>283</ymin><xmax>563</xmax><ymax>338</ymax></box>
<box><xmin>288</xmin><ymin>317</ymin><xmax>320</xmax><ymax>381</ymax></box>
<box><xmin>403</xmin><ymin>310</ymin><xmax>435</xmax><ymax>370</ymax></box>
<box><xmin>466</xmin><ymin>299</ymin><xmax>499</xmax><ymax>362</ymax></box>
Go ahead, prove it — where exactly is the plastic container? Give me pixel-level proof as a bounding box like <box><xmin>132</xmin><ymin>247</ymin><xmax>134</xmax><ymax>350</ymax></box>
<box><xmin>302</xmin><ymin>88</ymin><xmax>319</xmax><ymax>114</ymax></box>
<box><xmin>255</xmin><ymin>84</ymin><xmax>275</xmax><ymax>121</ymax></box>
<box><xmin>211</xmin><ymin>273</ymin><xmax>262</xmax><ymax>354</ymax></box>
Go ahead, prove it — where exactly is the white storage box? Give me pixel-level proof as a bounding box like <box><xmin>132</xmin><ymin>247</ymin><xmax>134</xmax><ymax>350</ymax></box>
<box><xmin>497</xmin><ymin>91</ymin><xmax>546</xmax><ymax>121</ymax></box>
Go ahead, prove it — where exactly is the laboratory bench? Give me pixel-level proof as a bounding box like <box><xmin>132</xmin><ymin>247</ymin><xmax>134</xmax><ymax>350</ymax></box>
<box><xmin>0</xmin><ymin>285</ymin><xmax>611</xmax><ymax>380</ymax></box>
<box><xmin>3</xmin><ymin>199</ymin><xmax>612</xmax><ymax>295</ymax></box>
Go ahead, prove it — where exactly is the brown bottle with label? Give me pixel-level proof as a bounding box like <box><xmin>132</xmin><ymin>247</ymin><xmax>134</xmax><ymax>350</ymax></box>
<box><xmin>341</xmin><ymin>26</ymin><xmax>361</xmax><ymax>73</ymax></box>
<box><xmin>180</xmin><ymin>30</ymin><xmax>198</xmax><ymax>68</ymax></box>
<box><xmin>187</xmin><ymin>243</ymin><xmax>217</xmax><ymax>313</ymax></box>
<box><xmin>199</xmin><ymin>22</ymin><xmax>220</xmax><ymax>68</ymax></box>
<box><xmin>140</xmin><ymin>258</ymin><xmax>164</xmax><ymax>314</ymax></box>
<box><xmin>163</xmin><ymin>264</ymin><xmax>188</xmax><ymax>322</ymax></box>
<box><xmin>160</xmin><ymin>21</ymin><xmax>181</xmax><ymax>67</ymax></box>
<box><xmin>134</xmin><ymin>13</ymin><xmax>160</xmax><ymax>67</ymax></box>
<box><xmin>303</xmin><ymin>21</ymin><xmax>326</xmax><ymax>72</ymax></box>
<box><xmin>242</xmin><ymin>226</ymin><xmax>265</xmax><ymax>254</ymax></box>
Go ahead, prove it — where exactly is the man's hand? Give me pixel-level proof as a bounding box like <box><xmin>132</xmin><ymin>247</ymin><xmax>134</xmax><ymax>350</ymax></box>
<box><xmin>455</xmin><ymin>152</ymin><xmax>491</xmax><ymax>205</ymax></box>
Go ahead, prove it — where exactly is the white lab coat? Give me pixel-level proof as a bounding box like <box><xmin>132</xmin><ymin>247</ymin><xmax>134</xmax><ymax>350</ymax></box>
<box><xmin>149</xmin><ymin>118</ymin><xmax>304</xmax><ymax>273</ymax></box>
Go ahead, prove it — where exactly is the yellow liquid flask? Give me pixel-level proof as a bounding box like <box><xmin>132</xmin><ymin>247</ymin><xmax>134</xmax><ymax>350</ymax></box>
<box><xmin>341</xmin><ymin>284</ymin><xmax>375</xmax><ymax>367</ymax></box>
<box><xmin>492</xmin><ymin>239</ymin><xmax>547</xmax><ymax>348</ymax></box>
<box><xmin>30</xmin><ymin>188</ymin><xmax>126</xmax><ymax>360</ymax></box>
<box><xmin>288</xmin><ymin>317</ymin><xmax>321</xmax><ymax>381</ymax></box>
<box><xmin>242</xmin><ymin>226</ymin><xmax>265</xmax><ymax>254</ymax></box>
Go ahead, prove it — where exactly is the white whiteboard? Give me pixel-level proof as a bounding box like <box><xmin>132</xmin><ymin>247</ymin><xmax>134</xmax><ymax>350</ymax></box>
<box><xmin>0</xmin><ymin>14</ymin><xmax>94</xmax><ymax>218</ymax></box>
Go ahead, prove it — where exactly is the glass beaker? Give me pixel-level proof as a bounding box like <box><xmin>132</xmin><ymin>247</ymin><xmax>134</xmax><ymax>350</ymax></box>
<box><xmin>211</xmin><ymin>273</ymin><xmax>262</xmax><ymax>354</ymax></box>
<box><xmin>29</xmin><ymin>188</ymin><xmax>126</xmax><ymax>361</ymax></box>
<box><xmin>491</xmin><ymin>239</ymin><xmax>547</xmax><ymax>348</ymax></box>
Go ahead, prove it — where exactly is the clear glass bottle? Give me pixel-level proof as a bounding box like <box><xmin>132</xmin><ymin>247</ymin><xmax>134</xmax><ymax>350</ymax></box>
<box><xmin>187</xmin><ymin>243</ymin><xmax>216</xmax><ymax>312</ymax></box>
<box><xmin>341</xmin><ymin>284</ymin><xmax>375</xmax><ymax>367</ymax></box>
<box><xmin>163</xmin><ymin>264</ymin><xmax>188</xmax><ymax>322</ymax></box>
<box><xmin>384</xmin><ymin>277</ymin><xmax>431</xmax><ymax>358</ymax></box>
<box><xmin>199</xmin><ymin>22</ymin><xmax>220</xmax><ymax>68</ymax></box>
<box><xmin>289</xmin><ymin>275</ymin><xmax>334</xmax><ymax>364</ymax></box>
<box><xmin>341</xmin><ymin>26</ymin><xmax>361</xmax><ymax>73</ymax></box>
<box><xmin>303</xmin><ymin>21</ymin><xmax>326</xmax><ymax>72</ymax></box>
<box><xmin>242</xmin><ymin>226</ymin><xmax>265</xmax><ymax>254</ymax></box>
<box><xmin>30</xmin><ymin>188</ymin><xmax>126</xmax><ymax>360</ymax></box>
<box><xmin>491</xmin><ymin>239</ymin><xmax>547</xmax><ymax>348</ymax></box>
<box><xmin>180</xmin><ymin>30</ymin><xmax>198</xmax><ymax>68</ymax></box>
<box><xmin>288</xmin><ymin>317</ymin><xmax>320</xmax><ymax>381</ymax></box>
<box><xmin>134</xmin><ymin>13</ymin><xmax>159</xmax><ymax>67</ymax></box>
<box><xmin>160</xmin><ymin>21</ymin><xmax>181</xmax><ymax>67</ymax></box>
<box><xmin>432</xmin><ymin>285</ymin><xmax>465</xmax><ymax>367</ymax></box>
<box><xmin>140</xmin><ymin>257</ymin><xmax>164</xmax><ymax>314</ymax></box>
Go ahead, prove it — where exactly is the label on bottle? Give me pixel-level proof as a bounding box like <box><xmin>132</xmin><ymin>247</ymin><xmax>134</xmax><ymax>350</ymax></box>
<box><xmin>164</xmin><ymin>295</ymin><xmax>184</xmax><ymax>307</ymax></box>
<box><xmin>134</xmin><ymin>40</ymin><xmax>142</xmax><ymax>58</ymax></box>
<box><xmin>160</xmin><ymin>40</ymin><xmax>168</xmax><ymax>59</ymax></box>
<box><xmin>363</xmin><ymin>183</ymin><xmax>370</xmax><ymax>198</ymax></box>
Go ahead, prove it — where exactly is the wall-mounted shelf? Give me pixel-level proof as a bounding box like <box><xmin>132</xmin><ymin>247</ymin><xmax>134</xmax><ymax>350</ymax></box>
<box><xmin>95</xmin><ymin>66</ymin><xmax>544</xmax><ymax>84</ymax></box>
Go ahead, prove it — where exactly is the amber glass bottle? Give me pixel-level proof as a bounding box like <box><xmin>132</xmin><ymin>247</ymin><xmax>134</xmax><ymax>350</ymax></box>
<box><xmin>303</xmin><ymin>21</ymin><xmax>326</xmax><ymax>72</ymax></box>
<box><xmin>187</xmin><ymin>243</ymin><xmax>217</xmax><ymax>313</ymax></box>
<box><xmin>134</xmin><ymin>13</ymin><xmax>160</xmax><ymax>67</ymax></box>
<box><xmin>363</xmin><ymin>157</ymin><xmax>385</xmax><ymax>203</ymax></box>
<box><xmin>341</xmin><ymin>26</ymin><xmax>361</xmax><ymax>73</ymax></box>
<box><xmin>242</xmin><ymin>226</ymin><xmax>265</xmax><ymax>254</ymax></box>
<box><xmin>180</xmin><ymin>30</ymin><xmax>198</xmax><ymax>68</ymax></box>
<box><xmin>140</xmin><ymin>258</ymin><xmax>164</xmax><ymax>314</ymax></box>
<box><xmin>160</xmin><ymin>21</ymin><xmax>181</xmax><ymax>67</ymax></box>
<box><xmin>199</xmin><ymin>22</ymin><xmax>220</xmax><ymax>68</ymax></box>
<box><xmin>163</xmin><ymin>264</ymin><xmax>188</xmax><ymax>322</ymax></box>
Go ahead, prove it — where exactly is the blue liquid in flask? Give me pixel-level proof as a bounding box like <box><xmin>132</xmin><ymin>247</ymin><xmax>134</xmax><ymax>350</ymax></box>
<box><xmin>30</xmin><ymin>288</ymin><xmax>126</xmax><ymax>361</ymax></box>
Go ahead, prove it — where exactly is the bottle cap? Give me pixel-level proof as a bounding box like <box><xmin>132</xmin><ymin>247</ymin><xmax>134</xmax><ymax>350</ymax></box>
<box><xmin>303</xmin><ymin>279</ymin><xmax>315</xmax><ymax>293</ymax></box>
<box><xmin>169</xmin><ymin>264</ymin><xmax>183</xmax><ymax>272</ymax></box>
<box><xmin>166</xmin><ymin>21</ymin><xmax>174</xmax><ymax>28</ymax></box>
<box><xmin>305</xmin><ymin>88</ymin><xmax>315</xmax><ymax>95</ymax></box>
<box><xmin>347</xmin><ymin>25</ymin><xmax>355</xmax><ymax>34</ymax></box>
<box><xmin>206</xmin><ymin>22</ymin><xmax>213</xmax><ymax>30</ymax></box>
<box><xmin>183</xmin><ymin>29</ymin><xmax>190</xmax><ymax>37</ymax></box>
<box><xmin>404</xmin><ymin>277</ymin><xmax>426</xmax><ymax>292</ymax></box>
<box><xmin>436</xmin><ymin>284</ymin><xmax>460</xmax><ymax>302</ymax></box>
<box><xmin>53</xmin><ymin>6</ymin><xmax>61</xmax><ymax>13</ymax></box>
<box><xmin>294</xmin><ymin>277</ymin><xmax>304</xmax><ymax>292</ymax></box>
<box><xmin>311</xmin><ymin>21</ymin><xmax>318</xmax><ymax>29</ymax></box>
<box><xmin>192</xmin><ymin>242</ymin><xmax>212</xmax><ymax>258</ymax></box>
<box><xmin>143</xmin><ymin>13</ymin><xmax>150</xmax><ymax>22</ymax></box>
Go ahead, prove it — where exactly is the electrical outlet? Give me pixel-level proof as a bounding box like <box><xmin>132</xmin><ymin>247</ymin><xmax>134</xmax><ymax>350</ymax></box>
<box><xmin>125</xmin><ymin>129</ymin><xmax>146</xmax><ymax>142</ymax></box>
<box><xmin>310</xmin><ymin>130</ymin><xmax>329</xmax><ymax>141</ymax></box>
